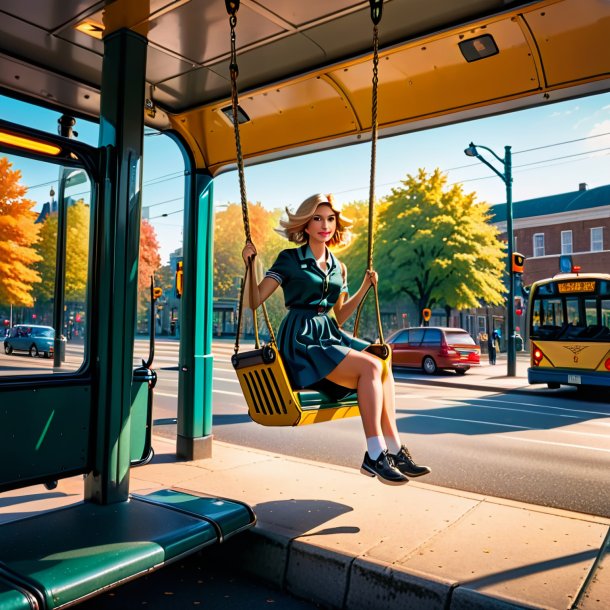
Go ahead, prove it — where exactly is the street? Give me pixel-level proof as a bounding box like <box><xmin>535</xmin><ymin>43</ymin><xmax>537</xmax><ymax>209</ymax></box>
<box><xmin>2</xmin><ymin>338</ymin><xmax>609</xmax><ymax>518</ymax></box>
<box><xmin>148</xmin><ymin>339</ymin><xmax>610</xmax><ymax>519</ymax></box>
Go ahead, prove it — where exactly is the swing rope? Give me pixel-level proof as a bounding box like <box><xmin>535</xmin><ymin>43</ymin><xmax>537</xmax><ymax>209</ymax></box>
<box><xmin>353</xmin><ymin>0</ymin><xmax>385</xmax><ymax>345</ymax></box>
<box><xmin>228</xmin><ymin>0</ymin><xmax>385</xmax><ymax>354</ymax></box>
<box><xmin>226</xmin><ymin>0</ymin><xmax>276</xmax><ymax>355</ymax></box>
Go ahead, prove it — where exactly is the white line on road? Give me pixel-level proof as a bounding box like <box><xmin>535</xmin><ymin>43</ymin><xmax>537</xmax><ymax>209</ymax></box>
<box><xmin>502</xmin><ymin>435</ymin><xmax>610</xmax><ymax>454</ymax></box>
<box><xmin>401</xmin><ymin>412</ymin><xmax>610</xmax><ymax>440</ymax></box>
<box><xmin>470</xmin><ymin>397</ymin><xmax>610</xmax><ymax>417</ymax></box>
<box><xmin>214</xmin><ymin>389</ymin><xmax>244</xmax><ymax>397</ymax></box>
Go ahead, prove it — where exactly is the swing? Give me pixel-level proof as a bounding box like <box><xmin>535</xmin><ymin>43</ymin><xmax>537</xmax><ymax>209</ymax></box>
<box><xmin>228</xmin><ymin>0</ymin><xmax>390</xmax><ymax>426</ymax></box>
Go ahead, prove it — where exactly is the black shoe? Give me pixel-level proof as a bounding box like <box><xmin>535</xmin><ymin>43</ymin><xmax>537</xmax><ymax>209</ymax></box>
<box><xmin>391</xmin><ymin>445</ymin><xmax>431</xmax><ymax>477</ymax></box>
<box><xmin>360</xmin><ymin>451</ymin><xmax>408</xmax><ymax>485</ymax></box>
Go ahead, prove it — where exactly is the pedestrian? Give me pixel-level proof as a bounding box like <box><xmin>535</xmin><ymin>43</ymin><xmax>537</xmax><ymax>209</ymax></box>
<box><xmin>242</xmin><ymin>193</ymin><xmax>430</xmax><ymax>486</ymax></box>
<box><xmin>488</xmin><ymin>331</ymin><xmax>497</xmax><ymax>365</ymax></box>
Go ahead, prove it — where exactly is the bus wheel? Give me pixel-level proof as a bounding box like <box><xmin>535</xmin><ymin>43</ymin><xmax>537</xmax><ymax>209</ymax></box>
<box><xmin>547</xmin><ymin>382</ymin><xmax>560</xmax><ymax>389</ymax></box>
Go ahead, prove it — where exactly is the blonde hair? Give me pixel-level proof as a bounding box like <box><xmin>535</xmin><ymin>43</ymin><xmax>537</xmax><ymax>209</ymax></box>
<box><xmin>277</xmin><ymin>193</ymin><xmax>352</xmax><ymax>247</ymax></box>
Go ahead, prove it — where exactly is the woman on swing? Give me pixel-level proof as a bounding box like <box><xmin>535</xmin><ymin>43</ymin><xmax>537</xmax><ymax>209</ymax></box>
<box><xmin>242</xmin><ymin>193</ymin><xmax>430</xmax><ymax>486</ymax></box>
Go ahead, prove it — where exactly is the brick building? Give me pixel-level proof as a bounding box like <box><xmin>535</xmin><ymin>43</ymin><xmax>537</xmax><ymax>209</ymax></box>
<box><xmin>491</xmin><ymin>183</ymin><xmax>610</xmax><ymax>286</ymax></box>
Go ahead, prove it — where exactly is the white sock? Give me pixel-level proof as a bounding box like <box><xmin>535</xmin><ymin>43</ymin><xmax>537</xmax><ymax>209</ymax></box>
<box><xmin>385</xmin><ymin>435</ymin><xmax>402</xmax><ymax>455</ymax></box>
<box><xmin>366</xmin><ymin>436</ymin><xmax>386</xmax><ymax>460</ymax></box>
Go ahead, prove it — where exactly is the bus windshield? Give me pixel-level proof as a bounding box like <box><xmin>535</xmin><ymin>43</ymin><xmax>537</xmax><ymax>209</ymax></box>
<box><xmin>530</xmin><ymin>280</ymin><xmax>610</xmax><ymax>341</ymax></box>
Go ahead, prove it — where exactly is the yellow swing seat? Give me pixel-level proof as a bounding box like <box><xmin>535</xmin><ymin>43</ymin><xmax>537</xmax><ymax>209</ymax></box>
<box><xmin>232</xmin><ymin>342</ymin><xmax>391</xmax><ymax>427</ymax></box>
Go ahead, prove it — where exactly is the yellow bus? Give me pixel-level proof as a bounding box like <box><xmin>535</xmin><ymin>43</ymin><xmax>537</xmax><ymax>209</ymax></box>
<box><xmin>528</xmin><ymin>273</ymin><xmax>610</xmax><ymax>389</ymax></box>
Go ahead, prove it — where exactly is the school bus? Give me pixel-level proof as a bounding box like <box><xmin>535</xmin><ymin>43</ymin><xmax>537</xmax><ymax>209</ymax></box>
<box><xmin>528</xmin><ymin>273</ymin><xmax>610</xmax><ymax>389</ymax></box>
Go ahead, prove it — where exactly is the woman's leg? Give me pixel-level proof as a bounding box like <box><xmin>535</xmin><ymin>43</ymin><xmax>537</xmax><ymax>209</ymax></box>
<box><xmin>326</xmin><ymin>350</ymin><xmax>407</xmax><ymax>485</ymax></box>
<box><xmin>325</xmin><ymin>350</ymin><xmax>384</xmax><ymax>438</ymax></box>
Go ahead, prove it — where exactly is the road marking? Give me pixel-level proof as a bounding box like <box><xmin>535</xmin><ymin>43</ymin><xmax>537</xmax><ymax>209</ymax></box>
<box><xmin>155</xmin><ymin>391</ymin><xmax>177</xmax><ymax>398</ymax></box>
<box><xmin>471</xmin><ymin>397</ymin><xmax>610</xmax><ymax>417</ymax></box>
<box><xmin>502</xmin><ymin>435</ymin><xmax>610</xmax><ymax>454</ymax></box>
<box><xmin>214</xmin><ymin>389</ymin><xmax>244</xmax><ymax>397</ymax></box>
<box><xmin>401</xmin><ymin>412</ymin><xmax>610</xmax><ymax>440</ymax></box>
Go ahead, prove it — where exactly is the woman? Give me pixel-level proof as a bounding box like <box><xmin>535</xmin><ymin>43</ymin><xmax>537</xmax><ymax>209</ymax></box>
<box><xmin>242</xmin><ymin>194</ymin><xmax>430</xmax><ymax>486</ymax></box>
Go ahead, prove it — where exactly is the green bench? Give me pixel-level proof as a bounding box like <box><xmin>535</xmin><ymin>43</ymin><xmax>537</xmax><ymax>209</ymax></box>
<box><xmin>0</xmin><ymin>490</ymin><xmax>255</xmax><ymax>609</ymax></box>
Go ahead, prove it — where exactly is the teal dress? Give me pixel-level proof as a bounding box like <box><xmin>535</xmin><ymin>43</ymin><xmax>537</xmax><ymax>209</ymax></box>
<box><xmin>266</xmin><ymin>244</ymin><xmax>369</xmax><ymax>397</ymax></box>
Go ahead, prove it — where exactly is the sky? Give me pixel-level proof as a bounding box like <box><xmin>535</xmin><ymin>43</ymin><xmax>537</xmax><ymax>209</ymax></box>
<box><xmin>2</xmin><ymin>89</ymin><xmax>610</xmax><ymax>264</ymax></box>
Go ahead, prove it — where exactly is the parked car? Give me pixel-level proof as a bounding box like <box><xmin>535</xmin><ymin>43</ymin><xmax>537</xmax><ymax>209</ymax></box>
<box><xmin>386</xmin><ymin>326</ymin><xmax>480</xmax><ymax>375</ymax></box>
<box><xmin>3</xmin><ymin>324</ymin><xmax>55</xmax><ymax>358</ymax></box>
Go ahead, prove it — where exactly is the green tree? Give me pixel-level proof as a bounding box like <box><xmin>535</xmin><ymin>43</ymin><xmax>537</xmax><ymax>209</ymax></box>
<box><xmin>375</xmin><ymin>168</ymin><xmax>506</xmax><ymax>323</ymax></box>
<box><xmin>34</xmin><ymin>200</ymin><xmax>90</xmax><ymax>305</ymax></box>
<box><xmin>0</xmin><ymin>157</ymin><xmax>41</xmax><ymax>307</ymax></box>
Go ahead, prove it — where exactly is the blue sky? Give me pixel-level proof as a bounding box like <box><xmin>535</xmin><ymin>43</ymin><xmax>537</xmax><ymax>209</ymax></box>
<box><xmin>2</xmin><ymin>90</ymin><xmax>610</xmax><ymax>263</ymax></box>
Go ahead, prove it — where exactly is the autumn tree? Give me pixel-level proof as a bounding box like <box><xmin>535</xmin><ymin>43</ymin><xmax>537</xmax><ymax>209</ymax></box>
<box><xmin>375</xmin><ymin>168</ymin><xmax>506</xmax><ymax>323</ymax></box>
<box><xmin>214</xmin><ymin>202</ymin><xmax>287</xmax><ymax>333</ymax></box>
<box><xmin>0</xmin><ymin>157</ymin><xmax>42</xmax><ymax>307</ymax></box>
<box><xmin>138</xmin><ymin>219</ymin><xmax>162</xmax><ymax>312</ymax></box>
<box><xmin>34</xmin><ymin>200</ymin><xmax>90</xmax><ymax>306</ymax></box>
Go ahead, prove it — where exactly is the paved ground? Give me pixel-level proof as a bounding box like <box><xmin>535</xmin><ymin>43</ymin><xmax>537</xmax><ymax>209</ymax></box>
<box><xmin>1</xmin><ymin>361</ymin><xmax>608</xmax><ymax>610</ymax></box>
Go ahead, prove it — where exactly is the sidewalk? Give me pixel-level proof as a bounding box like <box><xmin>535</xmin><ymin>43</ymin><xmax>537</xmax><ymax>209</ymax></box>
<box><xmin>2</xmin><ymin>358</ymin><xmax>607</xmax><ymax>610</ymax></box>
<box><xmin>3</xmin><ymin>435</ymin><xmax>607</xmax><ymax>610</ymax></box>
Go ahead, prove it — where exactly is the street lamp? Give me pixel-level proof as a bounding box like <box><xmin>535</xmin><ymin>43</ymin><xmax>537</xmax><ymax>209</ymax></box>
<box><xmin>464</xmin><ymin>142</ymin><xmax>516</xmax><ymax>377</ymax></box>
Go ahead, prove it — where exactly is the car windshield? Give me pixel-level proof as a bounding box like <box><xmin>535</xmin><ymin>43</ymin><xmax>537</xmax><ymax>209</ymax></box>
<box><xmin>32</xmin><ymin>328</ymin><xmax>54</xmax><ymax>338</ymax></box>
<box><xmin>445</xmin><ymin>331</ymin><xmax>476</xmax><ymax>345</ymax></box>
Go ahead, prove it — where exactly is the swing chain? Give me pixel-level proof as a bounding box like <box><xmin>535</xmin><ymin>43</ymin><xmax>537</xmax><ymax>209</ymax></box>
<box><xmin>226</xmin><ymin>0</ymin><xmax>276</xmax><ymax>354</ymax></box>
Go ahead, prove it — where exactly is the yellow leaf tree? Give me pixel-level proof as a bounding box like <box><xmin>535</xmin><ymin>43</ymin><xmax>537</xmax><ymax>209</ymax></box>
<box><xmin>34</xmin><ymin>199</ymin><xmax>91</xmax><ymax>305</ymax></box>
<box><xmin>0</xmin><ymin>157</ymin><xmax>41</xmax><ymax>307</ymax></box>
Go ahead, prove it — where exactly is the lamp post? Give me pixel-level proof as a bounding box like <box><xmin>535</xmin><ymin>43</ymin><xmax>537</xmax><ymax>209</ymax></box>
<box><xmin>464</xmin><ymin>142</ymin><xmax>516</xmax><ymax>376</ymax></box>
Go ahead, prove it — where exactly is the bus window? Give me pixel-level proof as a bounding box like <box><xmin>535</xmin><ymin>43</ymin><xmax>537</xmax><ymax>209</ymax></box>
<box><xmin>0</xmin><ymin>153</ymin><xmax>92</xmax><ymax>376</ymax></box>
<box><xmin>584</xmin><ymin>300</ymin><xmax>597</xmax><ymax>327</ymax></box>
<box><xmin>566</xmin><ymin>298</ymin><xmax>582</xmax><ymax>327</ymax></box>
<box><xmin>532</xmin><ymin>297</ymin><xmax>565</xmax><ymax>339</ymax></box>
<box><xmin>602</xmin><ymin>300</ymin><xmax>610</xmax><ymax>332</ymax></box>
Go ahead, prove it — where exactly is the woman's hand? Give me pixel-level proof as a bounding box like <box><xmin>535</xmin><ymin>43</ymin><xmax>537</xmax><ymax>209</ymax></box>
<box><xmin>242</xmin><ymin>241</ymin><xmax>257</xmax><ymax>265</ymax></box>
<box><xmin>365</xmin><ymin>269</ymin><xmax>378</xmax><ymax>287</ymax></box>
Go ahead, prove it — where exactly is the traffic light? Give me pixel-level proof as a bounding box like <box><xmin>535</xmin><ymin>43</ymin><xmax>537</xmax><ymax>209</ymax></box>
<box><xmin>514</xmin><ymin>296</ymin><xmax>524</xmax><ymax>317</ymax></box>
<box><xmin>153</xmin><ymin>286</ymin><xmax>163</xmax><ymax>300</ymax></box>
<box><xmin>175</xmin><ymin>259</ymin><xmax>184</xmax><ymax>298</ymax></box>
<box><xmin>512</xmin><ymin>252</ymin><xmax>525</xmax><ymax>274</ymax></box>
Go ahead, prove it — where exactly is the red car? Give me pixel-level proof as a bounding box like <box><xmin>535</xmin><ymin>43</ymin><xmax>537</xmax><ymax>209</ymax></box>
<box><xmin>387</xmin><ymin>327</ymin><xmax>480</xmax><ymax>375</ymax></box>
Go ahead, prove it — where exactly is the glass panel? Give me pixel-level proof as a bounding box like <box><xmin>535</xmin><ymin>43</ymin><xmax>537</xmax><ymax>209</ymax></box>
<box><xmin>0</xmin><ymin>152</ymin><xmax>92</xmax><ymax>376</ymax></box>
<box><xmin>584</xmin><ymin>299</ymin><xmax>597</xmax><ymax>326</ymax></box>
<box><xmin>531</xmin><ymin>298</ymin><xmax>564</xmax><ymax>339</ymax></box>
<box><xmin>601</xmin><ymin>300</ymin><xmax>610</xmax><ymax>334</ymax></box>
<box><xmin>533</xmin><ymin>233</ymin><xmax>545</xmax><ymax>257</ymax></box>
<box><xmin>445</xmin><ymin>330</ymin><xmax>476</xmax><ymax>345</ymax></box>
<box><xmin>421</xmin><ymin>328</ymin><xmax>441</xmax><ymax>344</ymax></box>
<box><xmin>561</xmin><ymin>231</ymin><xmax>572</xmax><ymax>255</ymax></box>
<box><xmin>565</xmin><ymin>298</ymin><xmax>582</xmax><ymax>326</ymax></box>
<box><xmin>591</xmin><ymin>227</ymin><xmax>603</xmax><ymax>252</ymax></box>
<box><xmin>408</xmin><ymin>329</ymin><xmax>425</xmax><ymax>344</ymax></box>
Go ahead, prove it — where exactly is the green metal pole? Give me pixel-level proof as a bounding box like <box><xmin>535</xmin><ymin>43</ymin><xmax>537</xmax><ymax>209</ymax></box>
<box><xmin>505</xmin><ymin>146</ymin><xmax>516</xmax><ymax>377</ymax></box>
<box><xmin>177</xmin><ymin>171</ymin><xmax>214</xmax><ymax>460</ymax></box>
<box><xmin>85</xmin><ymin>29</ymin><xmax>147</xmax><ymax>504</ymax></box>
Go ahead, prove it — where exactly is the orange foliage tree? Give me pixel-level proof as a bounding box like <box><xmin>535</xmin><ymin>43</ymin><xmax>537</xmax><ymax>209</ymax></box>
<box><xmin>0</xmin><ymin>157</ymin><xmax>41</xmax><ymax>307</ymax></box>
<box><xmin>138</xmin><ymin>219</ymin><xmax>162</xmax><ymax>312</ymax></box>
